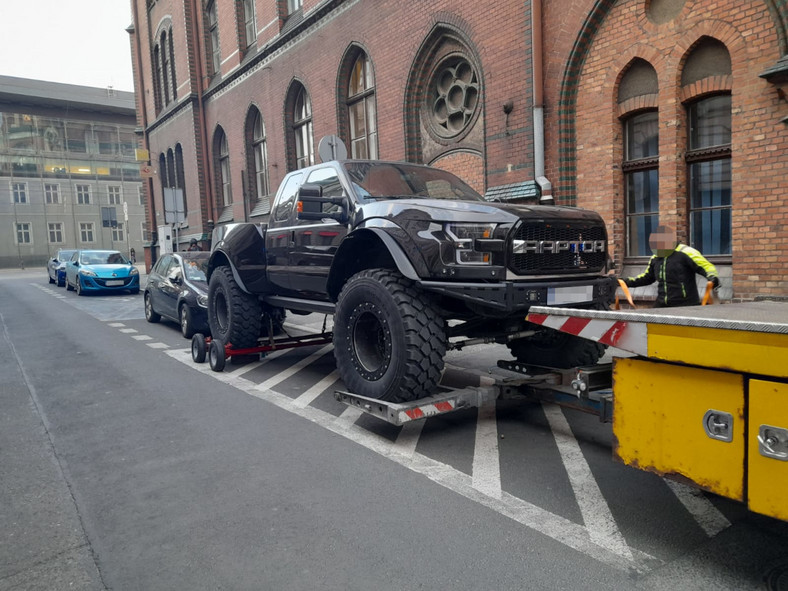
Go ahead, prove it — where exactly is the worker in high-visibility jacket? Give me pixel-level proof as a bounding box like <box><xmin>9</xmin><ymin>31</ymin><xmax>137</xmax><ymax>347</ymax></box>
<box><xmin>624</xmin><ymin>225</ymin><xmax>720</xmax><ymax>308</ymax></box>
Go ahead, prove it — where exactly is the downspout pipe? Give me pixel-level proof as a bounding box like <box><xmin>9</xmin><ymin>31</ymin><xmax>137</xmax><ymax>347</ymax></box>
<box><xmin>532</xmin><ymin>0</ymin><xmax>553</xmax><ymax>205</ymax></box>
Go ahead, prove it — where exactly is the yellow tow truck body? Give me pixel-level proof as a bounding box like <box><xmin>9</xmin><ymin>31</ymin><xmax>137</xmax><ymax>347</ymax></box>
<box><xmin>526</xmin><ymin>301</ymin><xmax>788</xmax><ymax>522</ymax></box>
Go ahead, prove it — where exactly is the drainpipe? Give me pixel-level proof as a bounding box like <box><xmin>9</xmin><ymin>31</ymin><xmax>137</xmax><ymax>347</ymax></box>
<box><xmin>532</xmin><ymin>0</ymin><xmax>553</xmax><ymax>205</ymax></box>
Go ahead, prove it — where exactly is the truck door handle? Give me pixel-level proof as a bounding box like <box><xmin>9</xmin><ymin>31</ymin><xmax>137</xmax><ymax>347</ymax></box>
<box><xmin>757</xmin><ymin>425</ymin><xmax>788</xmax><ymax>461</ymax></box>
<box><xmin>703</xmin><ymin>410</ymin><xmax>733</xmax><ymax>442</ymax></box>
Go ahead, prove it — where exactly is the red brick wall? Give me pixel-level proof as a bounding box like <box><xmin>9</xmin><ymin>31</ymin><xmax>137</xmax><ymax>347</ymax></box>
<box><xmin>431</xmin><ymin>151</ymin><xmax>485</xmax><ymax>195</ymax></box>
<box><xmin>543</xmin><ymin>0</ymin><xmax>788</xmax><ymax>301</ymax></box>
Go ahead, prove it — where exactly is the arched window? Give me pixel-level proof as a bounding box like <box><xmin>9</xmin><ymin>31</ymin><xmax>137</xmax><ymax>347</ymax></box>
<box><xmin>619</xmin><ymin>59</ymin><xmax>659</xmax><ymax>257</ymax></box>
<box><xmin>175</xmin><ymin>144</ymin><xmax>187</xmax><ymax>217</ymax></box>
<box><xmin>293</xmin><ymin>86</ymin><xmax>314</xmax><ymax>169</ymax></box>
<box><xmin>347</xmin><ymin>53</ymin><xmax>377</xmax><ymax>159</ymax></box>
<box><xmin>207</xmin><ymin>1</ymin><xmax>221</xmax><ymax>75</ymax></box>
<box><xmin>215</xmin><ymin>128</ymin><xmax>232</xmax><ymax>206</ymax></box>
<box><xmin>161</xmin><ymin>31</ymin><xmax>171</xmax><ymax>105</ymax></box>
<box><xmin>153</xmin><ymin>45</ymin><xmax>162</xmax><ymax>112</ymax></box>
<box><xmin>682</xmin><ymin>39</ymin><xmax>732</xmax><ymax>256</ymax></box>
<box><xmin>242</xmin><ymin>0</ymin><xmax>256</xmax><ymax>48</ymax></box>
<box><xmin>252</xmin><ymin>111</ymin><xmax>268</xmax><ymax>199</ymax></box>
<box><xmin>168</xmin><ymin>30</ymin><xmax>177</xmax><ymax>101</ymax></box>
<box><xmin>686</xmin><ymin>95</ymin><xmax>731</xmax><ymax>255</ymax></box>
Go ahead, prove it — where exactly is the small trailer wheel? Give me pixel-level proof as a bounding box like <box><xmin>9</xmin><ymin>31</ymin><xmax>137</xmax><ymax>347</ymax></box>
<box><xmin>191</xmin><ymin>333</ymin><xmax>207</xmax><ymax>363</ymax></box>
<box><xmin>209</xmin><ymin>339</ymin><xmax>226</xmax><ymax>372</ymax></box>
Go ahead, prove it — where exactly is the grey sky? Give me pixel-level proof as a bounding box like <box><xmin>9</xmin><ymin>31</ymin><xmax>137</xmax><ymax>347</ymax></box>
<box><xmin>0</xmin><ymin>0</ymin><xmax>135</xmax><ymax>92</ymax></box>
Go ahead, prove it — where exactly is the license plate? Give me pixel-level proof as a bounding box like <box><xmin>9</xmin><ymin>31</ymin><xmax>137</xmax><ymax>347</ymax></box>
<box><xmin>547</xmin><ymin>285</ymin><xmax>594</xmax><ymax>305</ymax></box>
<box><xmin>105</xmin><ymin>280</ymin><xmax>125</xmax><ymax>286</ymax></box>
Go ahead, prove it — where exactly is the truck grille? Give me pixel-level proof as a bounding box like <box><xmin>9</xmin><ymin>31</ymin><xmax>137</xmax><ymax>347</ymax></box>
<box><xmin>509</xmin><ymin>222</ymin><xmax>607</xmax><ymax>275</ymax></box>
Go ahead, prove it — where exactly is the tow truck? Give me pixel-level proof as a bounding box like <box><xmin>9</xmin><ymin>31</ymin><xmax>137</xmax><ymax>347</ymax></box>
<box><xmin>333</xmin><ymin>286</ymin><xmax>788</xmax><ymax>523</ymax></box>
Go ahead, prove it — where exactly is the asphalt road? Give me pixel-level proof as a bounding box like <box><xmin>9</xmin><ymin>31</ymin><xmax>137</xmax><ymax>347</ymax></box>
<box><xmin>2</xmin><ymin>268</ymin><xmax>788</xmax><ymax>590</ymax></box>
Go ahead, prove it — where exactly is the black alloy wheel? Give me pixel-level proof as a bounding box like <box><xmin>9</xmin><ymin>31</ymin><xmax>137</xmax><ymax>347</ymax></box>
<box><xmin>180</xmin><ymin>304</ymin><xmax>195</xmax><ymax>339</ymax></box>
<box><xmin>333</xmin><ymin>269</ymin><xmax>446</xmax><ymax>403</ymax></box>
<box><xmin>144</xmin><ymin>293</ymin><xmax>161</xmax><ymax>323</ymax></box>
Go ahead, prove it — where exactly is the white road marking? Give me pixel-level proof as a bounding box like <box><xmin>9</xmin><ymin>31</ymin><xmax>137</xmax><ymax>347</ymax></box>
<box><xmin>146</xmin><ymin>342</ymin><xmax>169</xmax><ymax>349</ymax></box>
<box><xmin>392</xmin><ymin>421</ymin><xmax>424</xmax><ymax>459</ymax></box>
<box><xmin>167</xmin><ymin>348</ymin><xmax>659</xmax><ymax>573</ymax></box>
<box><xmin>665</xmin><ymin>480</ymin><xmax>731</xmax><ymax>537</ymax></box>
<box><xmin>335</xmin><ymin>405</ymin><xmax>364</xmax><ymax>428</ymax></box>
<box><xmin>119</xmin><ymin>328</ymin><xmax>138</xmax><ymax>334</ymax></box>
<box><xmin>253</xmin><ymin>345</ymin><xmax>333</xmax><ymax>392</ymax></box>
<box><xmin>107</xmin><ymin>323</ymin><xmax>125</xmax><ymax>327</ymax></box>
<box><xmin>293</xmin><ymin>369</ymin><xmax>340</xmax><ymax>408</ymax></box>
<box><xmin>132</xmin><ymin>335</ymin><xmax>153</xmax><ymax>341</ymax></box>
<box><xmin>233</xmin><ymin>348</ymin><xmax>292</xmax><ymax>377</ymax></box>
<box><xmin>472</xmin><ymin>400</ymin><xmax>502</xmax><ymax>499</ymax></box>
<box><xmin>543</xmin><ymin>403</ymin><xmax>634</xmax><ymax>560</ymax></box>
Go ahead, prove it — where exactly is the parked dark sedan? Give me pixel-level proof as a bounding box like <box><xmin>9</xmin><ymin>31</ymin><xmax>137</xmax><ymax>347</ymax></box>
<box><xmin>47</xmin><ymin>248</ymin><xmax>77</xmax><ymax>286</ymax></box>
<box><xmin>144</xmin><ymin>252</ymin><xmax>210</xmax><ymax>338</ymax></box>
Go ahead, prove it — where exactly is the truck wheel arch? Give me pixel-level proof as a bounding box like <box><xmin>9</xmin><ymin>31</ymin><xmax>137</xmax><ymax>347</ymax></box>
<box><xmin>208</xmin><ymin>250</ymin><xmax>251</xmax><ymax>294</ymax></box>
<box><xmin>327</xmin><ymin>228</ymin><xmax>421</xmax><ymax>301</ymax></box>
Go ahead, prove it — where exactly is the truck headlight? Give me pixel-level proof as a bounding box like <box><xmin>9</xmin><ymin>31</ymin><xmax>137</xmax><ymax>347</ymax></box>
<box><xmin>445</xmin><ymin>223</ymin><xmax>496</xmax><ymax>265</ymax></box>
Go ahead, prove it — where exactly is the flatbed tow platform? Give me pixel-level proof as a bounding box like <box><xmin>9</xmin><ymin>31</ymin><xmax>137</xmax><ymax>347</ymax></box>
<box><xmin>335</xmin><ymin>300</ymin><xmax>788</xmax><ymax>523</ymax></box>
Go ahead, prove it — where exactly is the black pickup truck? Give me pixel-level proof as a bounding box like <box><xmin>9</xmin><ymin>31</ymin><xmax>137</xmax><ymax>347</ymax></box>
<box><xmin>206</xmin><ymin>160</ymin><xmax>616</xmax><ymax>402</ymax></box>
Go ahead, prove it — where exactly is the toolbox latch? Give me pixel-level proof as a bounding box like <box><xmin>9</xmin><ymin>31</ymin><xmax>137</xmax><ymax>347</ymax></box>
<box><xmin>757</xmin><ymin>425</ymin><xmax>788</xmax><ymax>461</ymax></box>
<box><xmin>703</xmin><ymin>410</ymin><xmax>733</xmax><ymax>442</ymax></box>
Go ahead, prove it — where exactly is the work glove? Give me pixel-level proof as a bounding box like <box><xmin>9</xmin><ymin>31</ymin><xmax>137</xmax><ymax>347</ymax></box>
<box><xmin>711</xmin><ymin>276</ymin><xmax>720</xmax><ymax>290</ymax></box>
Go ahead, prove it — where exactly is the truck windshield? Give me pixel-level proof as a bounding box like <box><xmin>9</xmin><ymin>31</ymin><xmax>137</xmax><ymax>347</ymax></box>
<box><xmin>343</xmin><ymin>162</ymin><xmax>483</xmax><ymax>201</ymax></box>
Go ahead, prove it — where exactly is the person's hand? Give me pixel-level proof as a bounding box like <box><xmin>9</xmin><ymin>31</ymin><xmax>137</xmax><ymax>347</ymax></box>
<box><xmin>711</xmin><ymin>276</ymin><xmax>720</xmax><ymax>290</ymax></box>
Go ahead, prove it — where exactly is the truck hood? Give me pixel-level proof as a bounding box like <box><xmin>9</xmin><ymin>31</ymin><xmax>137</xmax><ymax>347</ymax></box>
<box><xmin>357</xmin><ymin>198</ymin><xmax>604</xmax><ymax>225</ymax></box>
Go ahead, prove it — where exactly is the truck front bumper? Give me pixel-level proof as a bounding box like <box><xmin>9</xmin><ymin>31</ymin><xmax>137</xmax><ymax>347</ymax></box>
<box><xmin>418</xmin><ymin>276</ymin><xmax>617</xmax><ymax>313</ymax></box>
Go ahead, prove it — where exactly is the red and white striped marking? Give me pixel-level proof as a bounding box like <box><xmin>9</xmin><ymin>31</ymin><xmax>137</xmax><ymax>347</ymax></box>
<box><xmin>400</xmin><ymin>400</ymin><xmax>457</xmax><ymax>423</ymax></box>
<box><xmin>526</xmin><ymin>312</ymin><xmax>648</xmax><ymax>356</ymax></box>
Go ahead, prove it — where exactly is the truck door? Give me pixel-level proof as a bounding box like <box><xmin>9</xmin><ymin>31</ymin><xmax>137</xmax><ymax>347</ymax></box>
<box><xmin>289</xmin><ymin>166</ymin><xmax>349</xmax><ymax>297</ymax></box>
<box><xmin>266</xmin><ymin>173</ymin><xmax>304</xmax><ymax>292</ymax></box>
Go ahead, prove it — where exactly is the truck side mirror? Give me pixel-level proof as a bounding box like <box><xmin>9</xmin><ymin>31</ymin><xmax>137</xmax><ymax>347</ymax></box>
<box><xmin>297</xmin><ymin>183</ymin><xmax>348</xmax><ymax>223</ymax></box>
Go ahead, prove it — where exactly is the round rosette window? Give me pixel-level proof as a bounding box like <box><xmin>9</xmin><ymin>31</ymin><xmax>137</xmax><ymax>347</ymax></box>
<box><xmin>427</xmin><ymin>56</ymin><xmax>480</xmax><ymax>140</ymax></box>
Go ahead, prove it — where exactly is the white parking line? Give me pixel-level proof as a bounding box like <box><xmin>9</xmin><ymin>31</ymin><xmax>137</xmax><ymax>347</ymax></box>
<box><xmin>543</xmin><ymin>403</ymin><xmax>634</xmax><ymax>560</ymax></box>
<box><xmin>132</xmin><ymin>335</ymin><xmax>153</xmax><ymax>341</ymax></box>
<box><xmin>293</xmin><ymin>369</ymin><xmax>339</xmax><ymax>408</ymax></box>
<box><xmin>665</xmin><ymin>480</ymin><xmax>731</xmax><ymax>537</ymax></box>
<box><xmin>146</xmin><ymin>342</ymin><xmax>169</xmax><ymax>349</ymax></box>
<box><xmin>391</xmin><ymin>421</ymin><xmax>424</xmax><ymax>459</ymax></box>
<box><xmin>472</xmin><ymin>400</ymin><xmax>502</xmax><ymax>499</ymax></box>
<box><xmin>167</xmin><ymin>348</ymin><xmax>659</xmax><ymax>573</ymax></box>
<box><xmin>107</xmin><ymin>323</ymin><xmax>125</xmax><ymax>327</ymax></box>
<box><xmin>119</xmin><ymin>328</ymin><xmax>138</xmax><ymax>334</ymax></box>
<box><xmin>253</xmin><ymin>345</ymin><xmax>333</xmax><ymax>392</ymax></box>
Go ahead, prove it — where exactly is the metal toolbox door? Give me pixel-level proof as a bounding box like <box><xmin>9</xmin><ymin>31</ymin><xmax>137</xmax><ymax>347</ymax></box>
<box><xmin>748</xmin><ymin>379</ymin><xmax>788</xmax><ymax>521</ymax></box>
<box><xmin>612</xmin><ymin>357</ymin><xmax>745</xmax><ymax>500</ymax></box>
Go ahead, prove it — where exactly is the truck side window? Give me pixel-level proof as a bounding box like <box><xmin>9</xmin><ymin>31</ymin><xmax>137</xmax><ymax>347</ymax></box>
<box><xmin>306</xmin><ymin>168</ymin><xmax>344</xmax><ymax>214</ymax></box>
<box><xmin>272</xmin><ymin>173</ymin><xmax>303</xmax><ymax>223</ymax></box>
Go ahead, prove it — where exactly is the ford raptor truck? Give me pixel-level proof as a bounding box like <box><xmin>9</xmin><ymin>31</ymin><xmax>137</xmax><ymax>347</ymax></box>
<box><xmin>206</xmin><ymin>160</ymin><xmax>617</xmax><ymax>403</ymax></box>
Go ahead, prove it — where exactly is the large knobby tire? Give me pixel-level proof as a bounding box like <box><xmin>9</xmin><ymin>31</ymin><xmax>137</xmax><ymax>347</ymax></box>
<box><xmin>508</xmin><ymin>328</ymin><xmax>605</xmax><ymax>368</ymax></box>
<box><xmin>333</xmin><ymin>269</ymin><xmax>446</xmax><ymax>403</ymax></box>
<box><xmin>208</xmin><ymin>266</ymin><xmax>262</xmax><ymax>349</ymax></box>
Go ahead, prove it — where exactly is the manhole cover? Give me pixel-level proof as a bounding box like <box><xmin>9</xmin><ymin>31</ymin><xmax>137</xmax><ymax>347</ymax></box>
<box><xmin>765</xmin><ymin>561</ymin><xmax>788</xmax><ymax>591</ymax></box>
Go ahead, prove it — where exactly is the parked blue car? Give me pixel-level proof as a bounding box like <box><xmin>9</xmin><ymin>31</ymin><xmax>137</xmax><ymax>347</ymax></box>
<box><xmin>47</xmin><ymin>248</ymin><xmax>77</xmax><ymax>287</ymax></box>
<box><xmin>65</xmin><ymin>250</ymin><xmax>140</xmax><ymax>296</ymax></box>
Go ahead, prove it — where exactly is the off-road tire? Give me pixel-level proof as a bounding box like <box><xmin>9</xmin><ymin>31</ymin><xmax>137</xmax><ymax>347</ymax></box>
<box><xmin>208</xmin><ymin>266</ymin><xmax>262</xmax><ymax>349</ymax></box>
<box><xmin>333</xmin><ymin>269</ymin><xmax>446</xmax><ymax>403</ymax></box>
<box><xmin>507</xmin><ymin>329</ymin><xmax>605</xmax><ymax>368</ymax></box>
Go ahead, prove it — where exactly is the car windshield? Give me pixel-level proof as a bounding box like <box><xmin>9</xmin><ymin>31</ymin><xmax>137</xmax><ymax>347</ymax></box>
<box><xmin>181</xmin><ymin>254</ymin><xmax>209</xmax><ymax>282</ymax></box>
<box><xmin>80</xmin><ymin>251</ymin><xmax>129</xmax><ymax>265</ymax></box>
<box><xmin>57</xmin><ymin>250</ymin><xmax>76</xmax><ymax>261</ymax></box>
<box><xmin>343</xmin><ymin>162</ymin><xmax>483</xmax><ymax>201</ymax></box>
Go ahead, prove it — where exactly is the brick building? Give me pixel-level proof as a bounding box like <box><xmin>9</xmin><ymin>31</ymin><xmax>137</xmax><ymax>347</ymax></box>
<box><xmin>129</xmin><ymin>0</ymin><xmax>787</xmax><ymax>300</ymax></box>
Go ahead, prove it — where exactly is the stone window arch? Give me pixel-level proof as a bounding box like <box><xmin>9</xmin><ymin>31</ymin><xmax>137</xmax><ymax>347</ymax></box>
<box><xmin>213</xmin><ymin>126</ymin><xmax>232</xmax><ymax>207</ymax></box>
<box><xmin>338</xmin><ymin>48</ymin><xmax>378</xmax><ymax>159</ymax></box>
<box><xmin>245</xmin><ymin>106</ymin><xmax>269</xmax><ymax>201</ymax></box>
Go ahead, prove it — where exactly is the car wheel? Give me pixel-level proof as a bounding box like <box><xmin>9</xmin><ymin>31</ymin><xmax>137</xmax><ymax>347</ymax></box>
<box><xmin>208</xmin><ymin>339</ymin><xmax>226</xmax><ymax>372</ymax></box>
<box><xmin>191</xmin><ymin>334</ymin><xmax>207</xmax><ymax>363</ymax></box>
<box><xmin>48</xmin><ymin>274</ymin><xmax>55</xmax><ymax>284</ymax></box>
<box><xmin>207</xmin><ymin>266</ymin><xmax>262</xmax><ymax>349</ymax></box>
<box><xmin>180</xmin><ymin>304</ymin><xmax>195</xmax><ymax>339</ymax></box>
<box><xmin>76</xmin><ymin>278</ymin><xmax>84</xmax><ymax>296</ymax></box>
<box><xmin>144</xmin><ymin>293</ymin><xmax>161</xmax><ymax>323</ymax></box>
<box><xmin>333</xmin><ymin>269</ymin><xmax>446</xmax><ymax>403</ymax></box>
<box><xmin>66</xmin><ymin>277</ymin><xmax>74</xmax><ymax>291</ymax></box>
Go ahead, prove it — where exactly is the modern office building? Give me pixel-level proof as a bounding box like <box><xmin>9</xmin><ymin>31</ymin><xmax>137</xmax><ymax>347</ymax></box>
<box><xmin>0</xmin><ymin>76</ymin><xmax>146</xmax><ymax>269</ymax></box>
<box><xmin>129</xmin><ymin>0</ymin><xmax>787</xmax><ymax>300</ymax></box>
